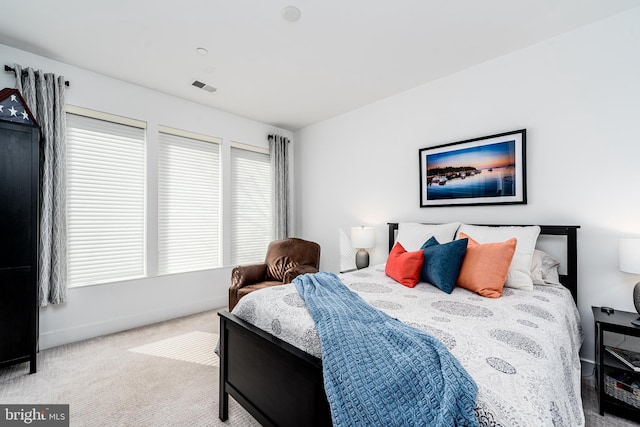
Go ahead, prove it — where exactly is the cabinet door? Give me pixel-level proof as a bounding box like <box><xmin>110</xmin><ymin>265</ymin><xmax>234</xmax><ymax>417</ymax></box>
<box><xmin>0</xmin><ymin>268</ymin><xmax>32</xmax><ymax>361</ymax></box>
<box><xmin>0</xmin><ymin>125</ymin><xmax>36</xmax><ymax>269</ymax></box>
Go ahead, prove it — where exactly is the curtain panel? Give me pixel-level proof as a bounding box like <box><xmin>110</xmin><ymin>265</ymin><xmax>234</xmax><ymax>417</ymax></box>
<box><xmin>14</xmin><ymin>64</ymin><xmax>68</xmax><ymax>306</ymax></box>
<box><xmin>268</xmin><ymin>134</ymin><xmax>290</xmax><ymax>240</ymax></box>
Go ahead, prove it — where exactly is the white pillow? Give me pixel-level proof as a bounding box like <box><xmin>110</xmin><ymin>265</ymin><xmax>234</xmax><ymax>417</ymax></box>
<box><xmin>530</xmin><ymin>249</ymin><xmax>561</xmax><ymax>286</ymax></box>
<box><xmin>456</xmin><ymin>224</ymin><xmax>541</xmax><ymax>290</ymax></box>
<box><xmin>396</xmin><ymin>222</ymin><xmax>460</xmax><ymax>251</ymax></box>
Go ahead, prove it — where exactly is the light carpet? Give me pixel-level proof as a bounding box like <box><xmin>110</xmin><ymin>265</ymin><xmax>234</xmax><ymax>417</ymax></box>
<box><xmin>129</xmin><ymin>331</ymin><xmax>219</xmax><ymax>367</ymax></box>
<box><xmin>0</xmin><ymin>310</ymin><xmax>259</xmax><ymax>427</ymax></box>
<box><xmin>1</xmin><ymin>309</ymin><xmax>638</xmax><ymax>426</ymax></box>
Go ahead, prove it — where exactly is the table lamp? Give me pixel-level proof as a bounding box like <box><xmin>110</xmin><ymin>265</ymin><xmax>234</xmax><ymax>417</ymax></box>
<box><xmin>619</xmin><ymin>237</ymin><xmax>640</xmax><ymax>315</ymax></box>
<box><xmin>351</xmin><ymin>226</ymin><xmax>375</xmax><ymax>269</ymax></box>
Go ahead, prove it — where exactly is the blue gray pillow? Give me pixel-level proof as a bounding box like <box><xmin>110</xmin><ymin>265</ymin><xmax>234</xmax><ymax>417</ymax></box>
<box><xmin>419</xmin><ymin>236</ymin><xmax>468</xmax><ymax>293</ymax></box>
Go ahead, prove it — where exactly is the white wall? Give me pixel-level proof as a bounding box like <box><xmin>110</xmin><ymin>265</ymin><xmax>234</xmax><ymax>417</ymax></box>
<box><xmin>0</xmin><ymin>43</ymin><xmax>293</xmax><ymax>349</ymax></box>
<box><xmin>294</xmin><ymin>7</ymin><xmax>640</xmax><ymax>362</ymax></box>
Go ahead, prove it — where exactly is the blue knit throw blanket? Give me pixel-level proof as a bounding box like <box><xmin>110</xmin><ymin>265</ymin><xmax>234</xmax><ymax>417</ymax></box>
<box><xmin>293</xmin><ymin>272</ymin><xmax>478</xmax><ymax>427</ymax></box>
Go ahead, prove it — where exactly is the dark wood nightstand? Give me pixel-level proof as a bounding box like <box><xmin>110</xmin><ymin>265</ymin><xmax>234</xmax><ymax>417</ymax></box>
<box><xmin>592</xmin><ymin>306</ymin><xmax>640</xmax><ymax>418</ymax></box>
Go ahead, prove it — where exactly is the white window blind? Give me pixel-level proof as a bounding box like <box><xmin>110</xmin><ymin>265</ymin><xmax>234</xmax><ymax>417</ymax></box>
<box><xmin>158</xmin><ymin>129</ymin><xmax>221</xmax><ymax>274</ymax></box>
<box><xmin>66</xmin><ymin>111</ymin><xmax>146</xmax><ymax>287</ymax></box>
<box><xmin>231</xmin><ymin>146</ymin><xmax>272</xmax><ymax>265</ymax></box>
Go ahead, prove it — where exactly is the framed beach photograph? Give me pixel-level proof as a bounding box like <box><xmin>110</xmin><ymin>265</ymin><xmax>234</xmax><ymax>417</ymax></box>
<box><xmin>419</xmin><ymin>129</ymin><xmax>526</xmax><ymax>207</ymax></box>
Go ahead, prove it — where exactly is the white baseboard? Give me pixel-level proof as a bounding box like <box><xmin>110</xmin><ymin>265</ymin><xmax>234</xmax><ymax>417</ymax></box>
<box><xmin>39</xmin><ymin>296</ymin><xmax>227</xmax><ymax>350</ymax></box>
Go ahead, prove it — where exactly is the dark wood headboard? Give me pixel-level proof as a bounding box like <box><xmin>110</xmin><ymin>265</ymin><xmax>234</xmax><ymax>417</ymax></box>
<box><xmin>387</xmin><ymin>223</ymin><xmax>580</xmax><ymax>303</ymax></box>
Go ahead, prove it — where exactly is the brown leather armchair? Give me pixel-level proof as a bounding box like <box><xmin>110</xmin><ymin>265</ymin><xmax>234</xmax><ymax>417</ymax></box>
<box><xmin>228</xmin><ymin>237</ymin><xmax>321</xmax><ymax>311</ymax></box>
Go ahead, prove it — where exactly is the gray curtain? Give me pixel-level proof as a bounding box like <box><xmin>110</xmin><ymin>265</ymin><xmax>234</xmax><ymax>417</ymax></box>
<box><xmin>14</xmin><ymin>64</ymin><xmax>67</xmax><ymax>306</ymax></box>
<box><xmin>268</xmin><ymin>134</ymin><xmax>290</xmax><ymax>239</ymax></box>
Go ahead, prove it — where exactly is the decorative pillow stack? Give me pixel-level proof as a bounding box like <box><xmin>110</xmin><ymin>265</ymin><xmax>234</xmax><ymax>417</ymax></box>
<box><xmin>386</xmin><ymin>222</ymin><xmax>462</xmax><ymax>289</ymax></box>
<box><xmin>385</xmin><ymin>222</ymin><xmax>544</xmax><ymax>297</ymax></box>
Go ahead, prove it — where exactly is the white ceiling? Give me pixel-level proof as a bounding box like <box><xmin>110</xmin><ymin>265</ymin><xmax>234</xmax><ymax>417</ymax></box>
<box><xmin>1</xmin><ymin>0</ymin><xmax>639</xmax><ymax>131</ymax></box>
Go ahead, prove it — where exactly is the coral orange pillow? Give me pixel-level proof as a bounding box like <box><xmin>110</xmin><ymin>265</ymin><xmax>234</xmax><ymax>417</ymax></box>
<box><xmin>385</xmin><ymin>242</ymin><xmax>424</xmax><ymax>288</ymax></box>
<box><xmin>456</xmin><ymin>233</ymin><xmax>517</xmax><ymax>298</ymax></box>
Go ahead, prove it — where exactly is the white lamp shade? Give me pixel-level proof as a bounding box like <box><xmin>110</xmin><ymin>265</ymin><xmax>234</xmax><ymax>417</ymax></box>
<box><xmin>619</xmin><ymin>237</ymin><xmax>640</xmax><ymax>274</ymax></box>
<box><xmin>351</xmin><ymin>226</ymin><xmax>375</xmax><ymax>249</ymax></box>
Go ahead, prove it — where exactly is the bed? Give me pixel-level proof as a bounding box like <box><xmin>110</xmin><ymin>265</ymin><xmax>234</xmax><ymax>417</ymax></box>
<box><xmin>218</xmin><ymin>223</ymin><xmax>582</xmax><ymax>426</ymax></box>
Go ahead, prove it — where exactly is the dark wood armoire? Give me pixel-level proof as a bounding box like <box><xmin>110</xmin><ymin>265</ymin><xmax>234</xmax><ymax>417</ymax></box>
<box><xmin>0</xmin><ymin>88</ymin><xmax>40</xmax><ymax>373</ymax></box>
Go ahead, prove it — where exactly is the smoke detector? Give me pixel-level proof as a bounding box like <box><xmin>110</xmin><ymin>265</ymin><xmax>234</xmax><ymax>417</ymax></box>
<box><xmin>281</xmin><ymin>6</ymin><xmax>301</xmax><ymax>22</ymax></box>
<box><xmin>191</xmin><ymin>79</ymin><xmax>217</xmax><ymax>93</ymax></box>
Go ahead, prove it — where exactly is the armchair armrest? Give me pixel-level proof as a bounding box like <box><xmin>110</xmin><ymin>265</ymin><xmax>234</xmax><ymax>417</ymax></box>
<box><xmin>231</xmin><ymin>263</ymin><xmax>269</xmax><ymax>290</ymax></box>
<box><xmin>283</xmin><ymin>264</ymin><xmax>319</xmax><ymax>284</ymax></box>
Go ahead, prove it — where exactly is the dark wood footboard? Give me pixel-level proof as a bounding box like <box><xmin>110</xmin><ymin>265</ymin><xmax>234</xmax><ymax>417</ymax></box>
<box><xmin>218</xmin><ymin>310</ymin><xmax>331</xmax><ymax>427</ymax></box>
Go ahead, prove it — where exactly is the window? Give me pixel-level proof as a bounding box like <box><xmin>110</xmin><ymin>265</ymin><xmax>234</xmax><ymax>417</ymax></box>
<box><xmin>67</xmin><ymin>107</ymin><xmax>270</xmax><ymax>283</ymax></box>
<box><xmin>230</xmin><ymin>144</ymin><xmax>272</xmax><ymax>265</ymax></box>
<box><xmin>158</xmin><ymin>127</ymin><xmax>221</xmax><ymax>274</ymax></box>
<box><xmin>66</xmin><ymin>108</ymin><xmax>146</xmax><ymax>287</ymax></box>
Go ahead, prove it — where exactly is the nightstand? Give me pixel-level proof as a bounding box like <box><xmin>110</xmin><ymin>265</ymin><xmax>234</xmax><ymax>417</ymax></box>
<box><xmin>592</xmin><ymin>306</ymin><xmax>640</xmax><ymax>418</ymax></box>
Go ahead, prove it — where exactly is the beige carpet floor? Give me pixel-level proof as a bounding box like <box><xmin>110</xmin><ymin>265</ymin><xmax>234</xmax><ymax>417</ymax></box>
<box><xmin>0</xmin><ymin>310</ymin><xmax>259</xmax><ymax>427</ymax></box>
<box><xmin>1</xmin><ymin>309</ymin><xmax>638</xmax><ymax>426</ymax></box>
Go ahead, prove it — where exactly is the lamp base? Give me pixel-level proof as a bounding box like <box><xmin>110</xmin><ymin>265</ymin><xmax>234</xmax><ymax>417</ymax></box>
<box><xmin>355</xmin><ymin>249</ymin><xmax>370</xmax><ymax>270</ymax></box>
<box><xmin>634</xmin><ymin>281</ymin><xmax>640</xmax><ymax>315</ymax></box>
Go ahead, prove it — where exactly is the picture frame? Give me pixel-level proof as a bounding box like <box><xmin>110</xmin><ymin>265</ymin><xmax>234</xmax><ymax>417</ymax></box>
<box><xmin>419</xmin><ymin>129</ymin><xmax>526</xmax><ymax>207</ymax></box>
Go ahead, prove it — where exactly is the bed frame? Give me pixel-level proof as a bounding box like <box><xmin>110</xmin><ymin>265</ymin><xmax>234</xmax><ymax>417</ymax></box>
<box><xmin>218</xmin><ymin>223</ymin><xmax>579</xmax><ymax>427</ymax></box>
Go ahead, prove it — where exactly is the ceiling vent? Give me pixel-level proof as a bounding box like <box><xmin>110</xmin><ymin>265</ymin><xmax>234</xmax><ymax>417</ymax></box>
<box><xmin>191</xmin><ymin>79</ymin><xmax>217</xmax><ymax>93</ymax></box>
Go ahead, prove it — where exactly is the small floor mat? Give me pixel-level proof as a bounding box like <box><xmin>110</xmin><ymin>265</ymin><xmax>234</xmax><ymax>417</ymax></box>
<box><xmin>128</xmin><ymin>331</ymin><xmax>219</xmax><ymax>367</ymax></box>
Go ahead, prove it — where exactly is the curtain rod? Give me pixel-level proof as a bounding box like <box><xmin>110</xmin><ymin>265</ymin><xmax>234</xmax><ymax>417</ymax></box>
<box><xmin>4</xmin><ymin>65</ymin><xmax>70</xmax><ymax>87</ymax></box>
